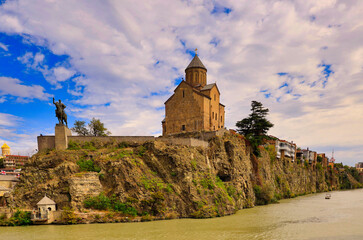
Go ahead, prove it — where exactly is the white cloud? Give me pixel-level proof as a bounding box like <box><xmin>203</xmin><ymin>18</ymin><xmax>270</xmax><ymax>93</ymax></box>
<box><xmin>0</xmin><ymin>76</ymin><xmax>52</xmax><ymax>101</ymax></box>
<box><xmin>0</xmin><ymin>113</ymin><xmax>38</xmax><ymax>156</ymax></box>
<box><xmin>0</xmin><ymin>0</ymin><xmax>363</xmax><ymax>165</ymax></box>
<box><xmin>0</xmin><ymin>113</ymin><xmax>21</xmax><ymax>127</ymax></box>
<box><xmin>17</xmin><ymin>52</ymin><xmax>75</xmax><ymax>86</ymax></box>
<box><xmin>0</xmin><ymin>42</ymin><xmax>8</xmax><ymax>51</ymax></box>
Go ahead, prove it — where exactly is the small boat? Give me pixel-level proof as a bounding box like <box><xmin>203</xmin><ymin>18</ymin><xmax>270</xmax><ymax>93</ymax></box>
<box><xmin>325</xmin><ymin>193</ymin><xmax>331</xmax><ymax>199</ymax></box>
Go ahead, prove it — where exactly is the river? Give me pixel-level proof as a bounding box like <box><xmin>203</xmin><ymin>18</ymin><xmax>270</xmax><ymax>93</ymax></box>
<box><xmin>2</xmin><ymin>189</ymin><xmax>362</xmax><ymax>240</ymax></box>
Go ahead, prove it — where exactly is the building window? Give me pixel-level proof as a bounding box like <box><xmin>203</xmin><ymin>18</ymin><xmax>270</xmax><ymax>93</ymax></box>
<box><xmin>214</xmin><ymin>94</ymin><xmax>216</xmax><ymax>101</ymax></box>
<box><xmin>212</xmin><ymin>112</ymin><xmax>214</xmax><ymax>119</ymax></box>
<box><xmin>182</xmin><ymin>125</ymin><xmax>186</xmax><ymax>131</ymax></box>
<box><xmin>221</xmin><ymin>116</ymin><xmax>222</xmax><ymax>122</ymax></box>
<box><xmin>215</xmin><ymin>114</ymin><xmax>217</xmax><ymax>120</ymax></box>
<box><xmin>182</xmin><ymin>90</ymin><xmax>185</xmax><ymax>98</ymax></box>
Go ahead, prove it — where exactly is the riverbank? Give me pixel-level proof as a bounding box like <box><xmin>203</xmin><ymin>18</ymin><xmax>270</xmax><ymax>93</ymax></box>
<box><xmin>1</xmin><ymin>133</ymin><xmax>361</xmax><ymax>225</ymax></box>
<box><xmin>1</xmin><ymin>189</ymin><xmax>363</xmax><ymax>240</ymax></box>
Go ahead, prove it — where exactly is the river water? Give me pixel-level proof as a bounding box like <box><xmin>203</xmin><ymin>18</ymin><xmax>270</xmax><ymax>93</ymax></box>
<box><xmin>2</xmin><ymin>189</ymin><xmax>362</xmax><ymax>240</ymax></box>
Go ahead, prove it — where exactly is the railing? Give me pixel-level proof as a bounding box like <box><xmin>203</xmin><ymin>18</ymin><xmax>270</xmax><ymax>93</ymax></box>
<box><xmin>31</xmin><ymin>212</ymin><xmax>48</xmax><ymax>220</ymax></box>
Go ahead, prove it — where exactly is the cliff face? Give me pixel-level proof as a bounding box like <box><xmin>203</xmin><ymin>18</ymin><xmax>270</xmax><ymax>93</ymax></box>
<box><xmin>10</xmin><ymin>133</ymin><xmax>356</xmax><ymax>219</ymax></box>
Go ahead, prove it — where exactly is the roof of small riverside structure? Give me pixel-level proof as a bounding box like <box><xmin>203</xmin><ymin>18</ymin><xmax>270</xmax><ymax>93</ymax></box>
<box><xmin>37</xmin><ymin>195</ymin><xmax>56</xmax><ymax>205</ymax></box>
<box><xmin>185</xmin><ymin>54</ymin><xmax>207</xmax><ymax>71</ymax></box>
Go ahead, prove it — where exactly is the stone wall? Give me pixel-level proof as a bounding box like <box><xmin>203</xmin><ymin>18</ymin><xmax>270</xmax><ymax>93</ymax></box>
<box><xmin>69</xmin><ymin>136</ymin><xmax>155</xmax><ymax>144</ymax></box>
<box><xmin>37</xmin><ymin>136</ymin><xmax>55</xmax><ymax>151</ymax></box>
<box><xmin>157</xmin><ymin>137</ymin><xmax>208</xmax><ymax>148</ymax></box>
<box><xmin>38</xmin><ymin>131</ymin><xmax>213</xmax><ymax>151</ymax></box>
<box><xmin>38</xmin><ymin>135</ymin><xmax>156</xmax><ymax>151</ymax></box>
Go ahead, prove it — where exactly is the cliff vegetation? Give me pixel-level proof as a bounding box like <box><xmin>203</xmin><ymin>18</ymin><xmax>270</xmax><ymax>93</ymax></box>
<box><xmin>5</xmin><ymin>133</ymin><xmax>362</xmax><ymax>224</ymax></box>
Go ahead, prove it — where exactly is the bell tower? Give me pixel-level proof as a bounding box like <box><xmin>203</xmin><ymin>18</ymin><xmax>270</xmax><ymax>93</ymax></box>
<box><xmin>185</xmin><ymin>49</ymin><xmax>207</xmax><ymax>88</ymax></box>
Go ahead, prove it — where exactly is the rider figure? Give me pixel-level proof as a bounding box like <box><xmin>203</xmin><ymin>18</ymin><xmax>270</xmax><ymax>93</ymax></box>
<box><xmin>53</xmin><ymin>97</ymin><xmax>68</xmax><ymax>127</ymax></box>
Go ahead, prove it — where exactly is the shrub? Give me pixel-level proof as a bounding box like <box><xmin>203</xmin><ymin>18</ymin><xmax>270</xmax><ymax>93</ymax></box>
<box><xmin>275</xmin><ymin>175</ymin><xmax>281</xmax><ymax>186</ymax></box>
<box><xmin>304</xmin><ymin>160</ymin><xmax>309</xmax><ymax>168</ymax></box>
<box><xmin>200</xmin><ymin>177</ymin><xmax>215</xmax><ymax>190</ymax></box>
<box><xmin>190</xmin><ymin>159</ymin><xmax>197</xmax><ymax>170</ymax></box>
<box><xmin>68</xmin><ymin>140</ymin><xmax>81</xmax><ymax>150</ymax></box>
<box><xmin>3</xmin><ymin>210</ymin><xmax>32</xmax><ymax>226</ymax></box>
<box><xmin>226</xmin><ymin>184</ymin><xmax>237</xmax><ymax>198</ymax></box>
<box><xmin>82</xmin><ymin>141</ymin><xmax>96</xmax><ymax>150</ymax></box>
<box><xmin>136</xmin><ymin>145</ymin><xmax>147</xmax><ymax>157</ymax></box>
<box><xmin>84</xmin><ymin>193</ymin><xmax>110</xmax><ymax>210</ymax></box>
<box><xmin>61</xmin><ymin>207</ymin><xmax>79</xmax><ymax>224</ymax></box>
<box><xmin>118</xmin><ymin>142</ymin><xmax>129</xmax><ymax>148</ymax></box>
<box><xmin>77</xmin><ymin>158</ymin><xmax>101</xmax><ymax>172</ymax></box>
<box><xmin>254</xmin><ymin>184</ymin><xmax>274</xmax><ymax>205</ymax></box>
<box><xmin>265</xmin><ymin>145</ymin><xmax>276</xmax><ymax>163</ymax></box>
<box><xmin>141</xmin><ymin>191</ymin><xmax>166</xmax><ymax>216</ymax></box>
<box><xmin>84</xmin><ymin>194</ymin><xmax>138</xmax><ymax>216</ymax></box>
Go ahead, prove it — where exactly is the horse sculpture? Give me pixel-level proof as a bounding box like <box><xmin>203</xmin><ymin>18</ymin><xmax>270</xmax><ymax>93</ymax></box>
<box><xmin>53</xmin><ymin>98</ymin><xmax>68</xmax><ymax>127</ymax></box>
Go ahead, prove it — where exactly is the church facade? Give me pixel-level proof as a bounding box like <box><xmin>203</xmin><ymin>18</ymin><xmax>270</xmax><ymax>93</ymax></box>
<box><xmin>162</xmin><ymin>53</ymin><xmax>225</xmax><ymax>135</ymax></box>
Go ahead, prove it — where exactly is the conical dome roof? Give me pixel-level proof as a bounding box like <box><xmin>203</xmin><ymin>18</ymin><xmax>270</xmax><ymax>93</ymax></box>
<box><xmin>37</xmin><ymin>195</ymin><xmax>56</xmax><ymax>205</ymax></box>
<box><xmin>186</xmin><ymin>54</ymin><xmax>207</xmax><ymax>71</ymax></box>
<box><xmin>1</xmin><ymin>143</ymin><xmax>10</xmax><ymax>149</ymax></box>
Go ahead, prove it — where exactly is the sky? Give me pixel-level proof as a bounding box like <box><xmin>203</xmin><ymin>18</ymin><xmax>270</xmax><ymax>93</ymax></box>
<box><xmin>0</xmin><ymin>0</ymin><xmax>362</xmax><ymax>166</ymax></box>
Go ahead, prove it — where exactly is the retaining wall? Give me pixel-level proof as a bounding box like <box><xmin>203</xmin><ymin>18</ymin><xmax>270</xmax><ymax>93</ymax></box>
<box><xmin>38</xmin><ymin>134</ymin><xmax>212</xmax><ymax>151</ymax></box>
<box><xmin>37</xmin><ymin>136</ymin><xmax>55</xmax><ymax>151</ymax></box>
<box><xmin>157</xmin><ymin>137</ymin><xmax>208</xmax><ymax>148</ymax></box>
<box><xmin>68</xmin><ymin>136</ymin><xmax>155</xmax><ymax>144</ymax></box>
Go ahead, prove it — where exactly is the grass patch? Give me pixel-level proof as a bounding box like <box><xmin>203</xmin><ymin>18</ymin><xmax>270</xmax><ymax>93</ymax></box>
<box><xmin>77</xmin><ymin>158</ymin><xmax>101</xmax><ymax>172</ymax></box>
<box><xmin>200</xmin><ymin>176</ymin><xmax>215</xmax><ymax>190</ymax></box>
<box><xmin>84</xmin><ymin>193</ymin><xmax>138</xmax><ymax>216</ymax></box>
<box><xmin>190</xmin><ymin>159</ymin><xmax>197</xmax><ymax>170</ymax></box>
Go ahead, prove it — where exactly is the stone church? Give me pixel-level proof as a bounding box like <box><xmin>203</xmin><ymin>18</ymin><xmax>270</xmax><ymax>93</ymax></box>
<box><xmin>162</xmin><ymin>53</ymin><xmax>225</xmax><ymax>135</ymax></box>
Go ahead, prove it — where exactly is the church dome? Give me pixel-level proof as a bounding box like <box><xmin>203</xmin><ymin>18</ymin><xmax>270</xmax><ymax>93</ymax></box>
<box><xmin>185</xmin><ymin>54</ymin><xmax>207</xmax><ymax>71</ymax></box>
<box><xmin>1</xmin><ymin>143</ymin><xmax>10</xmax><ymax>149</ymax></box>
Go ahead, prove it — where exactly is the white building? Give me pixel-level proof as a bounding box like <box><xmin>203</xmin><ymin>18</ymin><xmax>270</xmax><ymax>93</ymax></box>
<box><xmin>302</xmin><ymin>148</ymin><xmax>317</xmax><ymax>163</ymax></box>
<box><xmin>34</xmin><ymin>195</ymin><xmax>56</xmax><ymax>220</ymax></box>
<box><xmin>275</xmin><ymin>139</ymin><xmax>296</xmax><ymax>161</ymax></box>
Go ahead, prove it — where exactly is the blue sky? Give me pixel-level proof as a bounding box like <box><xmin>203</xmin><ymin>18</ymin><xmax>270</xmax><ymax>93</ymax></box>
<box><xmin>0</xmin><ymin>0</ymin><xmax>363</xmax><ymax>166</ymax></box>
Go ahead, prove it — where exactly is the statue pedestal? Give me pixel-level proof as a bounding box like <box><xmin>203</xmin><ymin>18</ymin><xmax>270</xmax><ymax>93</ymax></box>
<box><xmin>55</xmin><ymin>125</ymin><xmax>72</xmax><ymax>150</ymax></box>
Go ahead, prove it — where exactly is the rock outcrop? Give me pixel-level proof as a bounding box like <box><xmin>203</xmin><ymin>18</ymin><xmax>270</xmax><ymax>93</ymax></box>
<box><xmin>10</xmin><ymin>133</ymin><xmax>359</xmax><ymax>220</ymax></box>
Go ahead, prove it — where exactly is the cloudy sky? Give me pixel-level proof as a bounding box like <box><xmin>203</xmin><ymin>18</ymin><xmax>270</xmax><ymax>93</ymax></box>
<box><xmin>0</xmin><ymin>0</ymin><xmax>362</xmax><ymax>165</ymax></box>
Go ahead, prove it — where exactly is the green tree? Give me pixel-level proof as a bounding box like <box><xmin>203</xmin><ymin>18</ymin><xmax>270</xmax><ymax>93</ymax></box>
<box><xmin>236</xmin><ymin>101</ymin><xmax>273</xmax><ymax>154</ymax></box>
<box><xmin>236</xmin><ymin>101</ymin><xmax>273</xmax><ymax>137</ymax></box>
<box><xmin>71</xmin><ymin>120</ymin><xmax>89</xmax><ymax>136</ymax></box>
<box><xmin>88</xmin><ymin>118</ymin><xmax>111</xmax><ymax>136</ymax></box>
<box><xmin>71</xmin><ymin>118</ymin><xmax>111</xmax><ymax>136</ymax></box>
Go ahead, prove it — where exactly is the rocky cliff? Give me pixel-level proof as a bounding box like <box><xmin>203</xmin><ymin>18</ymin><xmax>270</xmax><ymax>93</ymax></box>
<box><xmin>9</xmin><ymin>133</ymin><xmax>360</xmax><ymax>221</ymax></box>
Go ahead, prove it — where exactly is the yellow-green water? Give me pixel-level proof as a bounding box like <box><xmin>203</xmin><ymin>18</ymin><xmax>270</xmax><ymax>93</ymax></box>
<box><xmin>2</xmin><ymin>189</ymin><xmax>362</xmax><ymax>240</ymax></box>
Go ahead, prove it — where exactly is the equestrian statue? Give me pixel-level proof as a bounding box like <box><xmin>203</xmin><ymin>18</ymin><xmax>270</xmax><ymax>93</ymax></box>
<box><xmin>53</xmin><ymin>97</ymin><xmax>68</xmax><ymax>127</ymax></box>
